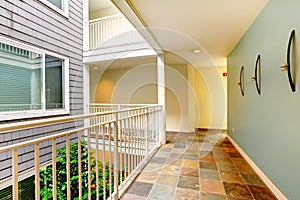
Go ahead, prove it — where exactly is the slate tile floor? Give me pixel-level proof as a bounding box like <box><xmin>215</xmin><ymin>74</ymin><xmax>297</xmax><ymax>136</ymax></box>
<box><xmin>122</xmin><ymin>131</ymin><xmax>277</xmax><ymax>200</ymax></box>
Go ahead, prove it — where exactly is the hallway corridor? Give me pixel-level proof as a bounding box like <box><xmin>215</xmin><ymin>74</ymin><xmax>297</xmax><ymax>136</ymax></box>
<box><xmin>122</xmin><ymin>131</ymin><xmax>277</xmax><ymax>200</ymax></box>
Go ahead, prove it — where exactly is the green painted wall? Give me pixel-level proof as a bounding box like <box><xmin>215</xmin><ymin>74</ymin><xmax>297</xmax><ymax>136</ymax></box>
<box><xmin>228</xmin><ymin>0</ymin><xmax>300</xmax><ymax>199</ymax></box>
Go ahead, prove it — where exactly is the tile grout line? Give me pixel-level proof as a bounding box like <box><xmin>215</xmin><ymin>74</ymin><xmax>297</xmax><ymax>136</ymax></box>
<box><xmin>221</xmin><ymin>143</ymin><xmax>256</xmax><ymax>200</ymax></box>
<box><xmin>122</xmin><ymin>131</ymin><xmax>277</xmax><ymax>200</ymax></box>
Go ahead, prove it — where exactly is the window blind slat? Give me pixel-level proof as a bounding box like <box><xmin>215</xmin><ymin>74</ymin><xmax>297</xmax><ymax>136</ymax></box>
<box><xmin>0</xmin><ymin>46</ymin><xmax>42</xmax><ymax>111</ymax></box>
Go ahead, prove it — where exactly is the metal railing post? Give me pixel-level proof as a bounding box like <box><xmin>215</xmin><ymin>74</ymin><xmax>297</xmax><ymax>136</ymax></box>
<box><xmin>78</xmin><ymin>133</ymin><xmax>82</xmax><ymax>200</ymax></box>
<box><xmin>146</xmin><ymin>108</ymin><xmax>149</xmax><ymax>155</ymax></box>
<box><xmin>95</xmin><ymin>126</ymin><xmax>100</xmax><ymax>200</ymax></box>
<box><xmin>87</xmin><ymin>129</ymin><xmax>91</xmax><ymax>200</ymax></box>
<box><xmin>160</xmin><ymin>106</ymin><xmax>166</xmax><ymax>144</ymax></box>
<box><xmin>102</xmin><ymin>125</ymin><xmax>106</xmax><ymax>200</ymax></box>
<box><xmin>35</xmin><ymin>144</ymin><xmax>40</xmax><ymax>200</ymax></box>
<box><xmin>52</xmin><ymin>139</ymin><xmax>57</xmax><ymax>200</ymax></box>
<box><xmin>66</xmin><ymin>135</ymin><xmax>71</xmax><ymax>200</ymax></box>
<box><xmin>113</xmin><ymin>112</ymin><xmax>119</xmax><ymax>199</ymax></box>
<box><xmin>156</xmin><ymin>108</ymin><xmax>159</xmax><ymax>144</ymax></box>
<box><xmin>12</xmin><ymin>149</ymin><xmax>18</xmax><ymax>200</ymax></box>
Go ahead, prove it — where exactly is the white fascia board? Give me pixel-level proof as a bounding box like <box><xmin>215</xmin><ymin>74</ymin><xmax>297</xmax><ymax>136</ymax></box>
<box><xmin>84</xmin><ymin>49</ymin><xmax>156</xmax><ymax>65</ymax></box>
<box><xmin>111</xmin><ymin>0</ymin><xmax>163</xmax><ymax>54</ymax></box>
<box><xmin>83</xmin><ymin>42</ymin><xmax>157</xmax><ymax>64</ymax></box>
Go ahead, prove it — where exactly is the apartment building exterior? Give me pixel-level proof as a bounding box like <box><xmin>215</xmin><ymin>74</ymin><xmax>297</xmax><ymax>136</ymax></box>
<box><xmin>0</xmin><ymin>0</ymin><xmax>84</xmax><ymax>195</ymax></box>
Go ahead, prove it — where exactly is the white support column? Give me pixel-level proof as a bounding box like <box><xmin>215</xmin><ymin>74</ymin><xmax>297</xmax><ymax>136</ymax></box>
<box><xmin>187</xmin><ymin>64</ymin><xmax>196</xmax><ymax>131</ymax></box>
<box><xmin>83</xmin><ymin>64</ymin><xmax>90</xmax><ymax>133</ymax></box>
<box><xmin>83</xmin><ymin>0</ymin><xmax>89</xmax><ymax>118</ymax></box>
<box><xmin>83</xmin><ymin>0</ymin><xmax>90</xmax><ymax>124</ymax></box>
<box><xmin>157</xmin><ymin>54</ymin><xmax>166</xmax><ymax>144</ymax></box>
<box><xmin>83</xmin><ymin>0</ymin><xmax>89</xmax><ymax>52</ymax></box>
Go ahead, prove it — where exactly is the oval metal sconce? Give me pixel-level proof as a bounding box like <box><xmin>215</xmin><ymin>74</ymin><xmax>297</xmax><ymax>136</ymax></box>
<box><xmin>237</xmin><ymin>66</ymin><xmax>245</xmax><ymax>96</ymax></box>
<box><xmin>281</xmin><ymin>29</ymin><xmax>296</xmax><ymax>92</ymax></box>
<box><xmin>251</xmin><ymin>54</ymin><xmax>261</xmax><ymax>95</ymax></box>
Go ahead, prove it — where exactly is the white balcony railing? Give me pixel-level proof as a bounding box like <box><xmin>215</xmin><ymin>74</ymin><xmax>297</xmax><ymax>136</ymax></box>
<box><xmin>89</xmin><ymin>14</ymin><xmax>136</xmax><ymax>50</ymax></box>
<box><xmin>0</xmin><ymin>104</ymin><xmax>164</xmax><ymax>199</ymax></box>
<box><xmin>89</xmin><ymin>103</ymin><xmax>148</xmax><ymax>113</ymax></box>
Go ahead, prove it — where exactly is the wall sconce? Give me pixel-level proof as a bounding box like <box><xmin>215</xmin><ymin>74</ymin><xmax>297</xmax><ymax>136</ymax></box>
<box><xmin>237</xmin><ymin>66</ymin><xmax>245</xmax><ymax>96</ymax></box>
<box><xmin>281</xmin><ymin>29</ymin><xmax>296</xmax><ymax>92</ymax></box>
<box><xmin>251</xmin><ymin>54</ymin><xmax>261</xmax><ymax>95</ymax></box>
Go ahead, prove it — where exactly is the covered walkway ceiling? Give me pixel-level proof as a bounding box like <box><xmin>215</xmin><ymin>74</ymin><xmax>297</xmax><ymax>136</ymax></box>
<box><xmin>91</xmin><ymin>0</ymin><xmax>269</xmax><ymax>67</ymax></box>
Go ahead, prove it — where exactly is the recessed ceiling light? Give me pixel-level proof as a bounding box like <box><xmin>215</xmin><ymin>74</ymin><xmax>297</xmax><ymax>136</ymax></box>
<box><xmin>193</xmin><ymin>49</ymin><xmax>201</xmax><ymax>54</ymax></box>
<box><xmin>94</xmin><ymin>66</ymin><xmax>99</xmax><ymax>70</ymax></box>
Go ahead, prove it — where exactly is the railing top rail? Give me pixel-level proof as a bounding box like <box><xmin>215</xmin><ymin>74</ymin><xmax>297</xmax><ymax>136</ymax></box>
<box><xmin>0</xmin><ymin>125</ymin><xmax>86</xmax><ymax>153</ymax></box>
<box><xmin>89</xmin><ymin>14</ymin><xmax>123</xmax><ymax>24</ymax></box>
<box><xmin>0</xmin><ymin>105</ymin><xmax>162</xmax><ymax>134</ymax></box>
<box><xmin>89</xmin><ymin>103</ymin><xmax>157</xmax><ymax>107</ymax></box>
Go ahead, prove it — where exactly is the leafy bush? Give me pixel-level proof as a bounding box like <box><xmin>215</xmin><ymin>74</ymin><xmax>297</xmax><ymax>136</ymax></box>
<box><xmin>39</xmin><ymin>140</ymin><xmax>125</xmax><ymax>200</ymax></box>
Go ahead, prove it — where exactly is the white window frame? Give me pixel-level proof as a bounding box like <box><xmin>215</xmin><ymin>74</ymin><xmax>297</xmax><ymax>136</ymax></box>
<box><xmin>39</xmin><ymin>0</ymin><xmax>69</xmax><ymax>18</ymax></box>
<box><xmin>0</xmin><ymin>36</ymin><xmax>70</xmax><ymax>121</ymax></box>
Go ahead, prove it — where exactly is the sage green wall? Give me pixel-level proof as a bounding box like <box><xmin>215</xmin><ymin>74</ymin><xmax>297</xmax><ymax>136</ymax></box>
<box><xmin>228</xmin><ymin>1</ymin><xmax>300</xmax><ymax>199</ymax></box>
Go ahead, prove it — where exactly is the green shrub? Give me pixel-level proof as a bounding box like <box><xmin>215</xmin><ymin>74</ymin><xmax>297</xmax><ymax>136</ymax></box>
<box><xmin>39</xmin><ymin>140</ymin><xmax>125</xmax><ymax>200</ymax></box>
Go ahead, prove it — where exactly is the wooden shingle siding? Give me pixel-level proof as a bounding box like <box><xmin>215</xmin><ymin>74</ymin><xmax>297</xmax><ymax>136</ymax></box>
<box><xmin>0</xmin><ymin>0</ymin><xmax>84</xmax><ymax>182</ymax></box>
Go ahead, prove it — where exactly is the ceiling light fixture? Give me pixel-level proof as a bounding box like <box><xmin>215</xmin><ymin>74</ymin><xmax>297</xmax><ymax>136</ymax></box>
<box><xmin>94</xmin><ymin>66</ymin><xmax>99</xmax><ymax>70</ymax></box>
<box><xmin>193</xmin><ymin>49</ymin><xmax>201</xmax><ymax>54</ymax></box>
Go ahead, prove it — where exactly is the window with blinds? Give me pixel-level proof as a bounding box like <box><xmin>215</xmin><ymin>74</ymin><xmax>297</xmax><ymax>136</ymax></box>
<box><xmin>0</xmin><ymin>40</ymin><xmax>69</xmax><ymax>118</ymax></box>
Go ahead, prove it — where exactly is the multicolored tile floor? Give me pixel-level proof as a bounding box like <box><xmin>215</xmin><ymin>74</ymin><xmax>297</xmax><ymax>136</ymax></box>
<box><xmin>121</xmin><ymin>131</ymin><xmax>277</xmax><ymax>200</ymax></box>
